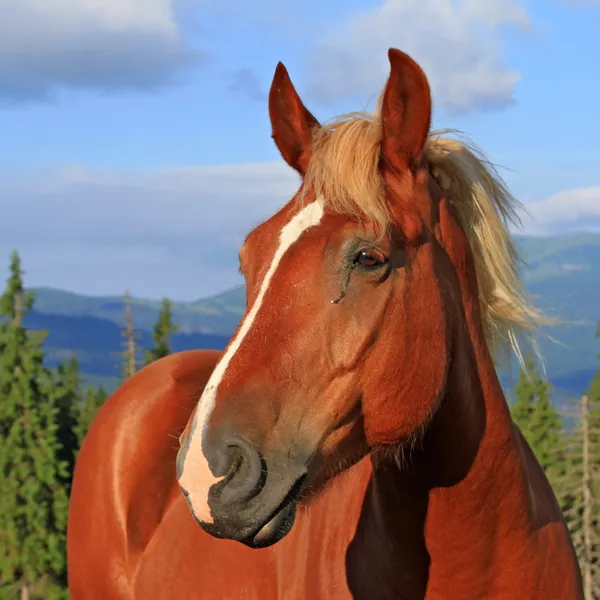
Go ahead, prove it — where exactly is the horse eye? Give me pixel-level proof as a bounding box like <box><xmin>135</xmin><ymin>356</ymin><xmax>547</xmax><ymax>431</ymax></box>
<box><xmin>353</xmin><ymin>248</ymin><xmax>388</xmax><ymax>269</ymax></box>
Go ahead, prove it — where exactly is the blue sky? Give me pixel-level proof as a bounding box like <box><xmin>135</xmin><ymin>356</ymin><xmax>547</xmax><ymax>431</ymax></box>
<box><xmin>0</xmin><ymin>0</ymin><xmax>599</xmax><ymax>300</ymax></box>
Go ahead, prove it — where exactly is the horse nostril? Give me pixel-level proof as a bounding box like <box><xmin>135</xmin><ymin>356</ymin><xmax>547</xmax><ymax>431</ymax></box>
<box><xmin>212</xmin><ymin>436</ymin><xmax>266</xmax><ymax>505</ymax></box>
<box><xmin>222</xmin><ymin>449</ymin><xmax>245</xmax><ymax>484</ymax></box>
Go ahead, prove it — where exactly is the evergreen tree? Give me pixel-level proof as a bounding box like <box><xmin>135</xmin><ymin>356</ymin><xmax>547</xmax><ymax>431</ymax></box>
<box><xmin>558</xmin><ymin>322</ymin><xmax>600</xmax><ymax>599</ymax></box>
<box><xmin>588</xmin><ymin>320</ymin><xmax>600</xmax><ymax>427</ymax></box>
<box><xmin>50</xmin><ymin>356</ymin><xmax>82</xmax><ymax>490</ymax></box>
<box><xmin>511</xmin><ymin>353</ymin><xmax>539</xmax><ymax>440</ymax></box>
<box><xmin>0</xmin><ymin>250</ymin><xmax>33</xmax><ymax>324</ymax></box>
<box><xmin>74</xmin><ymin>385</ymin><xmax>108</xmax><ymax>450</ymax></box>
<box><xmin>583</xmin><ymin>320</ymin><xmax>600</xmax><ymax>599</ymax></box>
<box><xmin>144</xmin><ymin>298</ymin><xmax>179</xmax><ymax>365</ymax></box>
<box><xmin>121</xmin><ymin>290</ymin><xmax>140</xmax><ymax>381</ymax></box>
<box><xmin>510</xmin><ymin>353</ymin><xmax>565</xmax><ymax>488</ymax></box>
<box><xmin>511</xmin><ymin>354</ymin><xmax>558</xmax><ymax>440</ymax></box>
<box><xmin>528</xmin><ymin>376</ymin><xmax>564</xmax><ymax>477</ymax></box>
<box><xmin>0</xmin><ymin>251</ymin><xmax>69</xmax><ymax>600</ymax></box>
<box><xmin>558</xmin><ymin>394</ymin><xmax>600</xmax><ymax>600</ymax></box>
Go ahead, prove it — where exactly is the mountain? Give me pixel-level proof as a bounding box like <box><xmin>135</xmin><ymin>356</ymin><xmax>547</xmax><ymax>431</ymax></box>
<box><xmin>31</xmin><ymin>285</ymin><xmax>246</xmax><ymax>336</ymax></box>
<box><xmin>25</xmin><ymin>233</ymin><xmax>600</xmax><ymax>402</ymax></box>
<box><xmin>512</xmin><ymin>233</ymin><xmax>600</xmax><ymax>399</ymax></box>
<box><xmin>23</xmin><ymin>310</ymin><xmax>230</xmax><ymax>392</ymax></box>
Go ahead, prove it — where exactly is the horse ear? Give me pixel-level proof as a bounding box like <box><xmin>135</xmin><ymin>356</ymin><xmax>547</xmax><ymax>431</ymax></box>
<box><xmin>269</xmin><ymin>62</ymin><xmax>320</xmax><ymax>176</ymax></box>
<box><xmin>380</xmin><ymin>48</ymin><xmax>432</xmax><ymax>172</ymax></box>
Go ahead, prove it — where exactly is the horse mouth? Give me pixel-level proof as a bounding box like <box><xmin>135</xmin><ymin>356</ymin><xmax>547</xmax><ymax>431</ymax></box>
<box><xmin>243</xmin><ymin>474</ymin><xmax>307</xmax><ymax>549</ymax></box>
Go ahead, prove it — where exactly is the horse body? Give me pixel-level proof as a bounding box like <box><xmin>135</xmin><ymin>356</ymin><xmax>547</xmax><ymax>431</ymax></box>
<box><xmin>68</xmin><ymin>350</ymin><xmax>580</xmax><ymax>599</ymax></box>
<box><xmin>68</xmin><ymin>48</ymin><xmax>582</xmax><ymax>598</ymax></box>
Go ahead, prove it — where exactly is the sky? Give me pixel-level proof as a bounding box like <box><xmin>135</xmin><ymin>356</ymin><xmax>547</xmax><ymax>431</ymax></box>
<box><xmin>0</xmin><ymin>0</ymin><xmax>599</xmax><ymax>301</ymax></box>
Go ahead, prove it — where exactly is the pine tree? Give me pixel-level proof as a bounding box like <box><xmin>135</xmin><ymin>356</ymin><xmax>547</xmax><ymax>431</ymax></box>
<box><xmin>511</xmin><ymin>354</ymin><xmax>538</xmax><ymax>438</ymax></box>
<box><xmin>510</xmin><ymin>354</ymin><xmax>560</xmax><ymax>445</ymax></box>
<box><xmin>558</xmin><ymin>394</ymin><xmax>600</xmax><ymax>600</ymax></box>
<box><xmin>529</xmin><ymin>376</ymin><xmax>564</xmax><ymax>480</ymax></box>
<box><xmin>50</xmin><ymin>356</ymin><xmax>82</xmax><ymax>490</ymax></box>
<box><xmin>558</xmin><ymin>322</ymin><xmax>600</xmax><ymax>599</ymax></box>
<box><xmin>588</xmin><ymin>320</ymin><xmax>600</xmax><ymax>429</ymax></box>
<box><xmin>0</xmin><ymin>250</ymin><xmax>33</xmax><ymax>324</ymax></box>
<box><xmin>510</xmin><ymin>353</ymin><xmax>565</xmax><ymax>489</ymax></box>
<box><xmin>581</xmin><ymin>394</ymin><xmax>595</xmax><ymax>600</ymax></box>
<box><xmin>121</xmin><ymin>289</ymin><xmax>140</xmax><ymax>381</ymax></box>
<box><xmin>0</xmin><ymin>251</ymin><xmax>69</xmax><ymax>600</ymax></box>
<box><xmin>74</xmin><ymin>385</ymin><xmax>107</xmax><ymax>450</ymax></box>
<box><xmin>584</xmin><ymin>320</ymin><xmax>600</xmax><ymax>598</ymax></box>
<box><xmin>144</xmin><ymin>298</ymin><xmax>179</xmax><ymax>365</ymax></box>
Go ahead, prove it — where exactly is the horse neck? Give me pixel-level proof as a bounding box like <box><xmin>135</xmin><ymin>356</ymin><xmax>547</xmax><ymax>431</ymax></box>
<box><xmin>419</xmin><ymin>303</ymin><xmax>532</xmax><ymax>579</ymax></box>
<box><xmin>356</xmin><ymin>315</ymin><xmax>539</xmax><ymax>599</ymax></box>
<box><xmin>361</xmin><ymin>248</ymin><xmax>543</xmax><ymax>598</ymax></box>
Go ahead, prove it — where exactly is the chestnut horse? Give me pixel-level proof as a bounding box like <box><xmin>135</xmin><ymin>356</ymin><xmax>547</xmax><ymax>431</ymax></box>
<box><xmin>67</xmin><ymin>49</ymin><xmax>582</xmax><ymax>599</ymax></box>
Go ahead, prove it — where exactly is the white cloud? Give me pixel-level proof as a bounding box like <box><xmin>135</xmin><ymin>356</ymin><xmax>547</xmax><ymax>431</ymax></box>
<box><xmin>515</xmin><ymin>186</ymin><xmax>600</xmax><ymax>235</ymax></box>
<box><xmin>1</xmin><ymin>159</ymin><xmax>597</xmax><ymax>300</ymax></box>
<box><xmin>305</xmin><ymin>0</ymin><xmax>530</xmax><ymax>113</ymax></box>
<box><xmin>0</xmin><ymin>162</ymin><xmax>300</xmax><ymax>299</ymax></box>
<box><xmin>0</xmin><ymin>0</ymin><xmax>202</xmax><ymax>103</ymax></box>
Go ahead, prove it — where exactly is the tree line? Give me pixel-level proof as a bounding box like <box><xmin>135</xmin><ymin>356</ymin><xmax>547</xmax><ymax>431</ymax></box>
<box><xmin>0</xmin><ymin>249</ymin><xmax>599</xmax><ymax>598</ymax></box>
<box><xmin>507</xmin><ymin>330</ymin><xmax>600</xmax><ymax>598</ymax></box>
<box><xmin>0</xmin><ymin>252</ymin><xmax>177</xmax><ymax>600</ymax></box>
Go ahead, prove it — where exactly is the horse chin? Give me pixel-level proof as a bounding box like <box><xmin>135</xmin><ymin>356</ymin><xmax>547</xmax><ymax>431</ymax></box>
<box><xmin>196</xmin><ymin>473</ymin><xmax>307</xmax><ymax>548</ymax></box>
<box><xmin>243</xmin><ymin>498</ymin><xmax>298</xmax><ymax>549</ymax></box>
<box><xmin>241</xmin><ymin>472</ymin><xmax>307</xmax><ymax>549</ymax></box>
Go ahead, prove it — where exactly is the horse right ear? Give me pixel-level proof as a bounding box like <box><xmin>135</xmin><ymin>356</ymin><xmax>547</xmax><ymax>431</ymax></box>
<box><xmin>268</xmin><ymin>62</ymin><xmax>320</xmax><ymax>176</ymax></box>
<box><xmin>380</xmin><ymin>48</ymin><xmax>432</xmax><ymax>173</ymax></box>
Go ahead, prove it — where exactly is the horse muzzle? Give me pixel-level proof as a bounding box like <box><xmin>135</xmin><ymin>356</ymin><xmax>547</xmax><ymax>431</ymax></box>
<box><xmin>177</xmin><ymin>431</ymin><xmax>309</xmax><ymax>548</ymax></box>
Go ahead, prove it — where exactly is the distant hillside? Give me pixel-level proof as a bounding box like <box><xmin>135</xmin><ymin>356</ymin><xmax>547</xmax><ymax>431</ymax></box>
<box><xmin>23</xmin><ymin>310</ymin><xmax>230</xmax><ymax>392</ymax></box>
<box><xmin>27</xmin><ymin>233</ymin><xmax>599</xmax><ymax>399</ymax></box>
<box><xmin>31</xmin><ymin>285</ymin><xmax>246</xmax><ymax>336</ymax></box>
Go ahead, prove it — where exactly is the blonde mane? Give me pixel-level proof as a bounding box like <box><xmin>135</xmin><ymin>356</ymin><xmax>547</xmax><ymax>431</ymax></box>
<box><xmin>301</xmin><ymin>101</ymin><xmax>547</xmax><ymax>365</ymax></box>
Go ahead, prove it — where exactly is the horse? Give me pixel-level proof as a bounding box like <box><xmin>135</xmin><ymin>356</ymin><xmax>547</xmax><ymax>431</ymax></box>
<box><xmin>67</xmin><ymin>48</ymin><xmax>583</xmax><ymax>599</ymax></box>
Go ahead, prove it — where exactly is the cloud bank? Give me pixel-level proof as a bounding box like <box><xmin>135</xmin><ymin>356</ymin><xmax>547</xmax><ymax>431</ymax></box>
<box><xmin>0</xmin><ymin>0</ymin><xmax>202</xmax><ymax>103</ymax></box>
<box><xmin>0</xmin><ymin>0</ymin><xmax>534</xmax><ymax>112</ymax></box>
<box><xmin>2</xmin><ymin>160</ymin><xmax>598</xmax><ymax>300</ymax></box>
<box><xmin>0</xmin><ymin>162</ymin><xmax>299</xmax><ymax>299</ymax></box>
<box><xmin>516</xmin><ymin>186</ymin><xmax>600</xmax><ymax>236</ymax></box>
<box><xmin>305</xmin><ymin>0</ymin><xmax>530</xmax><ymax>113</ymax></box>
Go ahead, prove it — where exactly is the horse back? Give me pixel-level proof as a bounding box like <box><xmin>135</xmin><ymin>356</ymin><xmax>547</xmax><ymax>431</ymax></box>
<box><xmin>67</xmin><ymin>350</ymin><xmax>222</xmax><ymax>599</ymax></box>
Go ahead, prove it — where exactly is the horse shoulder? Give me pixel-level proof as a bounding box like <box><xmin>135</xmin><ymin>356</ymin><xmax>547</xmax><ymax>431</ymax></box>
<box><xmin>510</xmin><ymin>424</ymin><xmax>583</xmax><ymax>598</ymax></box>
<box><xmin>67</xmin><ymin>349</ymin><xmax>222</xmax><ymax>599</ymax></box>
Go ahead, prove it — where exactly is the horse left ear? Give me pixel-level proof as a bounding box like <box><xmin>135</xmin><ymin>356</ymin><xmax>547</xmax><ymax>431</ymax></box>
<box><xmin>380</xmin><ymin>48</ymin><xmax>432</xmax><ymax>172</ymax></box>
<box><xmin>268</xmin><ymin>62</ymin><xmax>320</xmax><ymax>176</ymax></box>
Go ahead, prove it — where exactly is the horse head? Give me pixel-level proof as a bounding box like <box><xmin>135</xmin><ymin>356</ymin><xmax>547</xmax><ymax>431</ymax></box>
<box><xmin>177</xmin><ymin>48</ymin><xmax>540</xmax><ymax>549</ymax></box>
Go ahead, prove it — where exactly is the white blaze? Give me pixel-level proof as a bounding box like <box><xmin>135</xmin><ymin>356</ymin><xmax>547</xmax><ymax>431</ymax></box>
<box><xmin>178</xmin><ymin>199</ymin><xmax>325</xmax><ymax>523</ymax></box>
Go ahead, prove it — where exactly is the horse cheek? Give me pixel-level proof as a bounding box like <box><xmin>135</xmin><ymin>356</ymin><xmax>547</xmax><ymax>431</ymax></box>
<box><xmin>362</xmin><ymin>246</ymin><xmax>449</xmax><ymax>446</ymax></box>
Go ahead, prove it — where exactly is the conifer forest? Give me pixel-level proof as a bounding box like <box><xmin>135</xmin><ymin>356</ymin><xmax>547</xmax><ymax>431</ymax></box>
<box><xmin>1</xmin><ymin>249</ymin><xmax>599</xmax><ymax>599</ymax></box>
